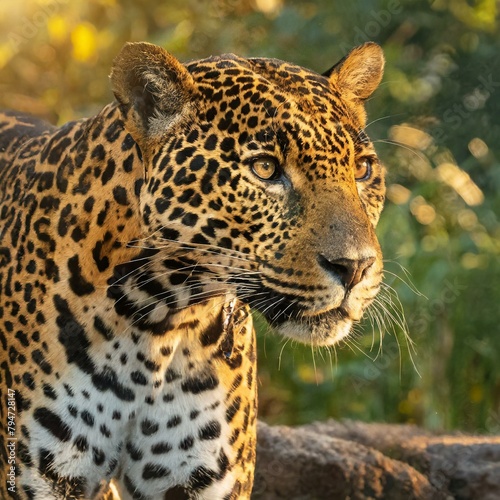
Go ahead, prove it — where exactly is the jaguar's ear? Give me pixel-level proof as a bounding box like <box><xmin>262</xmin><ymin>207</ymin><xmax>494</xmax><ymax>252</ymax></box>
<box><xmin>110</xmin><ymin>42</ymin><xmax>194</xmax><ymax>144</ymax></box>
<box><xmin>323</xmin><ymin>42</ymin><xmax>384</xmax><ymax>100</ymax></box>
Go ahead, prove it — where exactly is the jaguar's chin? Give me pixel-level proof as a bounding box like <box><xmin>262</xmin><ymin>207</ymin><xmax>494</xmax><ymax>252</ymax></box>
<box><xmin>272</xmin><ymin>308</ymin><xmax>354</xmax><ymax>346</ymax></box>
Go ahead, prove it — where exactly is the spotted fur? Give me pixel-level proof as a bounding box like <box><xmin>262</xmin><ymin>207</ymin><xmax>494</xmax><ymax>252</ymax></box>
<box><xmin>0</xmin><ymin>42</ymin><xmax>385</xmax><ymax>499</ymax></box>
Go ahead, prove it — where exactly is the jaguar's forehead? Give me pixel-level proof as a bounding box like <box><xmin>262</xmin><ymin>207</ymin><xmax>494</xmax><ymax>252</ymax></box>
<box><xmin>186</xmin><ymin>53</ymin><xmax>327</xmax><ymax>83</ymax></box>
<box><xmin>183</xmin><ymin>54</ymin><xmax>366</xmax><ymax>155</ymax></box>
<box><xmin>185</xmin><ymin>54</ymin><xmax>339</xmax><ymax>113</ymax></box>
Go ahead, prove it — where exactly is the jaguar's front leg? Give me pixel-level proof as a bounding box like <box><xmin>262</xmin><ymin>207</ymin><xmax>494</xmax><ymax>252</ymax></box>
<box><xmin>114</xmin><ymin>300</ymin><xmax>257</xmax><ymax>500</ymax></box>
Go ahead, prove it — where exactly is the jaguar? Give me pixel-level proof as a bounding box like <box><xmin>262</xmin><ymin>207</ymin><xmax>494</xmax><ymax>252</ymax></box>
<box><xmin>0</xmin><ymin>41</ymin><xmax>385</xmax><ymax>499</ymax></box>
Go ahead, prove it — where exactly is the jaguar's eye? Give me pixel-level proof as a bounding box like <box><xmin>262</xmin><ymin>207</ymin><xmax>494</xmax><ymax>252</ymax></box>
<box><xmin>355</xmin><ymin>157</ymin><xmax>373</xmax><ymax>181</ymax></box>
<box><xmin>250</xmin><ymin>156</ymin><xmax>281</xmax><ymax>181</ymax></box>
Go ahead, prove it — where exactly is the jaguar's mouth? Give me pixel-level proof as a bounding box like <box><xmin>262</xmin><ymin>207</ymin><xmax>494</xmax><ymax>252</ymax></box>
<box><xmin>271</xmin><ymin>306</ymin><xmax>354</xmax><ymax>347</ymax></box>
<box><xmin>234</xmin><ymin>275</ymin><xmax>376</xmax><ymax>346</ymax></box>
<box><xmin>239</xmin><ymin>286</ymin><xmax>357</xmax><ymax>346</ymax></box>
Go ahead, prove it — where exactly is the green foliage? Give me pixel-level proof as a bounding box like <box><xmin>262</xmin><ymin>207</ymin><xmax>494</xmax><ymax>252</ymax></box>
<box><xmin>1</xmin><ymin>0</ymin><xmax>498</xmax><ymax>432</ymax></box>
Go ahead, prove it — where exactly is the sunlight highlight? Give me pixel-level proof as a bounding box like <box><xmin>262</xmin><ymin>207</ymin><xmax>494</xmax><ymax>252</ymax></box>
<box><xmin>386</xmin><ymin>184</ymin><xmax>411</xmax><ymax>205</ymax></box>
<box><xmin>389</xmin><ymin>124</ymin><xmax>433</xmax><ymax>151</ymax></box>
<box><xmin>71</xmin><ymin>22</ymin><xmax>97</xmax><ymax>62</ymax></box>
<box><xmin>468</xmin><ymin>137</ymin><xmax>489</xmax><ymax>159</ymax></box>
<box><xmin>47</xmin><ymin>14</ymin><xmax>67</xmax><ymax>44</ymax></box>
<box><xmin>410</xmin><ymin>196</ymin><xmax>436</xmax><ymax>225</ymax></box>
<box><xmin>253</xmin><ymin>0</ymin><xmax>283</xmax><ymax>16</ymax></box>
<box><xmin>435</xmin><ymin>162</ymin><xmax>484</xmax><ymax>206</ymax></box>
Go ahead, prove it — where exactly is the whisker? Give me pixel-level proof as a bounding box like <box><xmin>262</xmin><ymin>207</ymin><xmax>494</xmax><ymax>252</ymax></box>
<box><xmin>278</xmin><ymin>337</ymin><xmax>291</xmax><ymax>371</ymax></box>
<box><xmin>372</xmin><ymin>138</ymin><xmax>428</xmax><ymax>163</ymax></box>
<box><xmin>364</xmin><ymin>112</ymin><xmax>405</xmax><ymax>130</ymax></box>
<box><xmin>383</xmin><ymin>260</ymin><xmax>425</xmax><ymax>298</ymax></box>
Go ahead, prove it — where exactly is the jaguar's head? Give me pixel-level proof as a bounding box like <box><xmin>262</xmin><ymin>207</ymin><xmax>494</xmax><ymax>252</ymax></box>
<box><xmin>111</xmin><ymin>41</ymin><xmax>385</xmax><ymax>346</ymax></box>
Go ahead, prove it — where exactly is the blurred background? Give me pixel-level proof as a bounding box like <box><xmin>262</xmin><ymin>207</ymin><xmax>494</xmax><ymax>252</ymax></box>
<box><xmin>1</xmin><ymin>0</ymin><xmax>499</xmax><ymax>433</ymax></box>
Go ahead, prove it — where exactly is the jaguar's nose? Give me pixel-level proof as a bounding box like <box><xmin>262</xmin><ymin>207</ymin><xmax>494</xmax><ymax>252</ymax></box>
<box><xmin>317</xmin><ymin>254</ymin><xmax>376</xmax><ymax>290</ymax></box>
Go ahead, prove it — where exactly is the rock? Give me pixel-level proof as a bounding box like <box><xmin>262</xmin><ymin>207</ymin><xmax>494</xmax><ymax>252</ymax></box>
<box><xmin>253</xmin><ymin>420</ymin><xmax>500</xmax><ymax>499</ymax></box>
